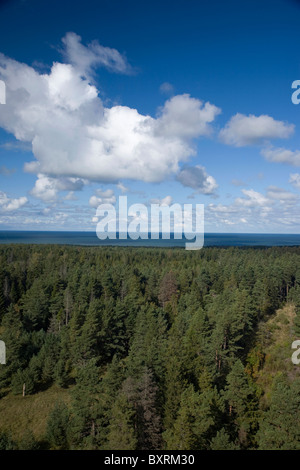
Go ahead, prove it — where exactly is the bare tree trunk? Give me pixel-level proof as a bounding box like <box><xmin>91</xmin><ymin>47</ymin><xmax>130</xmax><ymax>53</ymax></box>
<box><xmin>23</xmin><ymin>383</ymin><xmax>26</xmax><ymax>397</ymax></box>
<box><xmin>64</xmin><ymin>288</ymin><xmax>72</xmax><ymax>326</ymax></box>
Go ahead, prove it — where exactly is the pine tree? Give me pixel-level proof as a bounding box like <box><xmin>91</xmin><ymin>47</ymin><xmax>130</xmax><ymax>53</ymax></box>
<box><xmin>0</xmin><ymin>284</ymin><xmax>6</xmax><ymax>323</ymax></box>
<box><xmin>126</xmin><ymin>306</ymin><xmax>167</xmax><ymax>384</ymax></box>
<box><xmin>136</xmin><ymin>368</ymin><xmax>162</xmax><ymax>450</ymax></box>
<box><xmin>54</xmin><ymin>327</ymin><xmax>72</xmax><ymax>387</ymax></box>
<box><xmin>105</xmin><ymin>393</ymin><xmax>137</xmax><ymax>450</ymax></box>
<box><xmin>18</xmin><ymin>429</ymin><xmax>40</xmax><ymax>450</ymax></box>
<box><xmin>158</xmin><ymin>271</ymin><xmax>178</xmax><ymax>309</ymax></box>
<box><xmin>76</xmin><ymin>298</ymin><xmax>102</xmax><ymax>363</ymax></box>
<box><xmin>210</xmin><ymin>428</ymin><xmax>239</xmax><ymax>450</ymax></box>
<box><xmin>257</xmin><ymin>376</ymin><xmax>300</xmax><ymax>450</ymax></box>
<box><xmin>0</xmin><ymin>431</ymin><xmax>16</xmax><ymax>450</ymax></box>
<box><xmin>224</xmin><ymin>359</ymin><xmax>259</xmax><ymax>448</ymax></box>
<box><xmin>46</xmin><ymin>400</ymin><xmax>70</xmax><ymax>450</ymax></box>
<box><xmin>122</xmin><ymin>368</ymin><xmax>163</xmax><ymax>450</ymax></box>
<box><xmin>21</xmin><ymin>278</ymin><xmax>50</xmax><ymax>330</ymax></box>
<box><xmin>99</xmin><ymin>298</ymin><xmax>128</xmax><ymax>362</ymax></box>
<box><xmin>68</xmin><ymin>359</ymin><xmax>104</xmax><ymax>449</ymax></box>
<box><xmin>0</xmin><ymin>304</ymin><xmax>27</xmax><ymax>388</ymax></box>
<box><xmin>164</xmin><ymin>385</ymin><xmax>223</xmax><ymax>450</ymax></box>
<box><xmin>163</xmin><ymin>315</ymin><xmax>189</xmax><ymax>429</ymax></box>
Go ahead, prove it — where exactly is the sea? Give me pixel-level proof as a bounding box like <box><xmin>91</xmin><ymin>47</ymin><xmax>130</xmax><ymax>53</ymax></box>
<box><xmin>0</xmin><ymin>231</ymin><xmax>300</xmax><ymax>248</ymax></box>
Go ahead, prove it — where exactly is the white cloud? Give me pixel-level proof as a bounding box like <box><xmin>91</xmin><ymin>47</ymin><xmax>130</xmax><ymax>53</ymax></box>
<box><xmin>0</xmin><ymin>191</ymin><xmax>27</xmax><ymax>211</ymax></box>
<box><xmin>266</xmin><ymin>186</ymin><xmax>297</xmax><ymax>203</ymax></box>
<box><xmin>61</xmin><ymin>32</ymin><xmax>133</xmax><ymax>79</ymax></box>
<box><xmin>176</xmin><ymin>165</ymin><xmax>218</xmax><ymax>195</ymax></box>
<box><xmin>0</xmin><ymin>38</ymin><xmax>221</xmax><ymax>192</ymax></box>
<box><xmin>150</xmin><ymin>195</ymin><xmax>173</xmax><ymax>206</ymax></box>
<box><xmin>89</xmin><ymin>188</ymin><xmax>116</xmax><ymax>208</ymax></box>
<box><xmin>235</xmin><ymin>189</ymin><xmax>270</xmax><ymax>207</ymax></box>
<box><xmin>159</xmin><ymin>82</ymin><xmax>174</xmax><ymax>95</ymax></box>
<box><xmin>30</xmin><ymin>175</ymin><xmax>57</xmax><ymax>203</ymax></box>
<box><xmin>117</xmin><ymin>182</ymin><xmax>128</xmax><ymax>193</ymax></box>
<box><xmin>156</xmin><ymin>94</ymin><xmax>221</xmax><ymax>140</ymax></box>
<box><xmin>95</xmin><ymin>188</ymin><xmax>115</xmax><ymax>199</ymax></box>
<box><xmin>261</xmin><ymin>147</ymin><xmax>300</xmax><ymax>166</ymax></box>
<box><xmin>64</xmin><ymin>191</ymin><xmax>77</xmax><ymax>201</ymax></box>
<box><xmin>289</xmin><ymin>173</ymin><xmax>300</xmax><ymax>189</ymax></box>
<box><xmin>46</xmin><ymin>62</ymin><xmax>99</xmax><ymax>111</ymax></box>
<box><xmin>30</xmin><ymin>174</ymin><xmax>85</xmax><ymax>202</ymax></box>
<box><xmin>219</xmin><ymin>113</ymin><xmax>294</xmax><ymax>147</ymax></box>
<box><xmin>205</xmin><ymin>185</ymin><xmax>300</xmax><ymax>231</ymax></box>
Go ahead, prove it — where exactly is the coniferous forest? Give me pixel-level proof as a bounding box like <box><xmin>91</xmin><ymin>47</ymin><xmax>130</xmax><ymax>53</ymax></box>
<box><xmin>0</xmin><ymin>244</ymin><xmax>299</xmax><ymax>450</ymax></box>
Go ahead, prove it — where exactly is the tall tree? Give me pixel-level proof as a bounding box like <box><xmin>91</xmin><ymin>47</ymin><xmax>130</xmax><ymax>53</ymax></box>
<box><xmin>224</xmin><ymin>359</ymin><xmax>259</xmax><ymax>448</ymax></box>
<box><xmin>257</xmin><ymin>376</ymin><xmax>300</xmax><ymax>450</ymax></box>
<box><xmin>105</xmin><ymin>392</ymin><xmax>137</xmax><ymax>450</ymax></box>
<box><xmin>46</xmin><ymin>400</ymin><xmax>70</xmax><ymax>450</ymax></box>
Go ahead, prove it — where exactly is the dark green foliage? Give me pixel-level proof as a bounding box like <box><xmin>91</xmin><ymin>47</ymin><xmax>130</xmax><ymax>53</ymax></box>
<box><xmin>68</xmin><ymin>359</ymin><xmax>104</xmax><ymax>449</ymax></box>
<box><xmin>46</xmin><ymin>400</ymin><xmax>70</xmax><ymax>450</ymax></box>
<box><xmin>164</xmin><ymin>384</ymin><xmax>225</xmax><ymax>450</ymax></box>
<box><xmin>158</xmin><ymin>271</ymin><xmax>178</xmax><ymax>308</ymax></box>
<box><xmin>257</xmin><ymin>376</ymin><xmax>300</xmax><ymax>450</ymax></box>
<box><xmin>288</xmin><ymin>285</ymin><xmax>300</xmax><ymax>335</ymax></box>
<box><xmin>209</xmin><ymin>428</ymin><xmax>239</xmax><ymax>450</ymax></box>
<box><xmin>105</xmin><ymin>392</ymin><xmax>137</xmax><ymax>450</ymax></box>
<box><xmin>11</xmin><ymin>368</ymin><xmax>35</xmax><ymax>395</ymax></box>
<box><xmin>122</xmin><ymin>368</ymin><xmax>163</xmax><ymax>450</ymax></box>
<box><xmin>224</xmin><ymin>359</ymin><xmax>259</xmax><ymax>447</ymax></box>
<box><xmin>0</xmin><ymin>431</ymin><xmax>16</xmax><ymax>450</ymax></box>
<box><xmin>21</xmin><ymin>278</ymin><xmax>50</xmax><ymax>330</ymax></box>
<box><xmin>18</xmin><ymin>429</ymin><xmax>40</xmax><ymax>450</ymax></box>
<box><xmin>0</xmin><ymin>244</ymin><xmax>299</xmax><ymax>450</ymax></box>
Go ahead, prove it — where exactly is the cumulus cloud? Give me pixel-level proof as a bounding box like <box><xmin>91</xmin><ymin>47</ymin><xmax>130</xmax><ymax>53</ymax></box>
<box><xmin>261</xmin><ymin>147</ymin><xmax>300</xmax><ymax>166</ymax></box>
<box><xmin>219</xmin><ymin>113</ymin><xmax>294</xmax><ymax>147</ymax></box>
<box><xmin>0</xmin><ymin>36</ymin><xmax>221</xmax><ymax>195</ymax></box>
<box><xmin>156</xmin><ymin>94</ymin><xmax>221</xmax><ymax>140</ymax></box>
<box><xmin>30</xmin><ymin>174</ymin><xmax>85</xmax><ymax>203</ymax></box>
<box><xmin>0</xmin><ymin>191</ymin><xmax>27</xmax><ymax>211</ymax></box>
<box><xmin>176</xmin><ymin>165</ymin><xmax>218</xmax><ymax>195</ymax></box>
<box><xmin>89</xmin><ymin>188</ymin><xmax>116</xmax><ymax>208</ymax></box>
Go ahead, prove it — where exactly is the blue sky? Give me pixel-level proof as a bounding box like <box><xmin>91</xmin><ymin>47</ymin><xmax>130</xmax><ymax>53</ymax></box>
<box><xmin>1</xmin><ymin>0</ymin><xmax>300</xmax><ymax>232</ymax></box>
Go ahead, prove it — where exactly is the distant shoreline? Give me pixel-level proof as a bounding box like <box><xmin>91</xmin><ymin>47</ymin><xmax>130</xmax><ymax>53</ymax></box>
<box><xmin>0</xmin><ymin>231</ymin><xmax>300</xmax><ymax>248</ymax></box>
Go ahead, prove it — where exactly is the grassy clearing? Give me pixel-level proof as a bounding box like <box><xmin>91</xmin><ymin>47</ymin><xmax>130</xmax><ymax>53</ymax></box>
<box><xmin>0</xmin><ymin>384</ymin><xmax>72</xmax><ymax>441</ymax></box>
<box><xmin>255</xmin><ymin>303</ymin><xmax>300</xmax><ymax>405</ymax></box>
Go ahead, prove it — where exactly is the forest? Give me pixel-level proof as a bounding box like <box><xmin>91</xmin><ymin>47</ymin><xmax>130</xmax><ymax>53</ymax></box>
<box><xmin>0</xmin><ymin>244</ymin><xmax>299</xmax><ymax>450</ymax></box>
